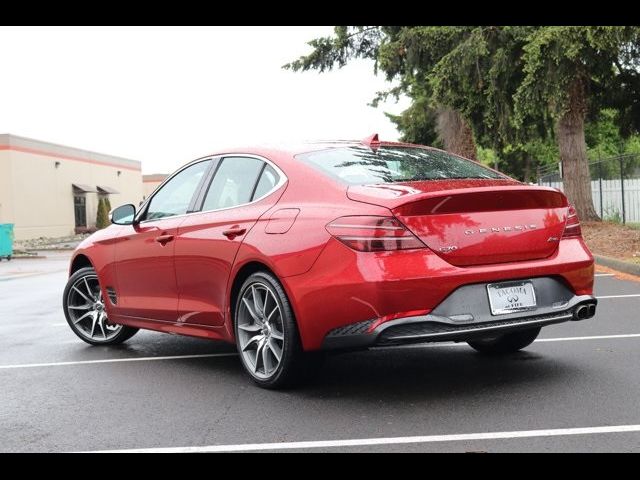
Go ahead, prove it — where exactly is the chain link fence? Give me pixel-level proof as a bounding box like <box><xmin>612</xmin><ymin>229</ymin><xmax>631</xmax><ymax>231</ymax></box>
<box><xmin>537</xmin><ymin>153</ymin><xmax>640</xmax><ymax>224</ymax></box>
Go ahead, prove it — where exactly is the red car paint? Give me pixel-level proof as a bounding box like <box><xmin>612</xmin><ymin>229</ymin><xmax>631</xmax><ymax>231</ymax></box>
<box><xmin>69</xmin><ymin>141</ymin><xmax>595</xmax><ymax>351</ymax></box>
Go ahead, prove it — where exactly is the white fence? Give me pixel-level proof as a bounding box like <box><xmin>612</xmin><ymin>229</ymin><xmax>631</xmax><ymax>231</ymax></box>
<box><xmin>542</xmin><ymin>178</ymin><xmax>640</xmax><ymax>223</ymax></box>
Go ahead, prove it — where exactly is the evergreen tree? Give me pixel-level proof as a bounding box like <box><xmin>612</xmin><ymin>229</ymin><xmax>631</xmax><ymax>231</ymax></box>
<box><xmin>96</xmin><ymin>198</ymin><xmax>109</xmax><ymax>229</ymax></box>
<box><xmin>104</xmin><ymin>196</ymin><xmax>112</xmax><ymax>215</ymax></box>
<box><xmin>286</xmin><ymin>26</ymin><xmax>640</xmax><ymax>220</ymax></box>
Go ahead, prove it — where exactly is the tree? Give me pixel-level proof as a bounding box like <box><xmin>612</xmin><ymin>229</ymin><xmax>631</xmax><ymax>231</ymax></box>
<box><xmin>514</xmin><ymin>26</ymin><xmax>640</xmax><ymax>220</ymax></box>
<box><xmin>384</xmin><ymin>82</ymin><xmax>440</xmax><ymax>147</ymax></box>
<box><xmin>284</xmin><ymin>26</ymin><xmax>479</xmax><ymax>159</ymax></box>
<box><xmin>103</xmin><ymin>196</ymin><xmax>112</xmax><ymax>214</ymax></box>
<box><xmin>287</xmin><ymin>26</ymin><xmax>640</xmax><ymax>220</ymax></box>
<box><xmin>96</xmin><ymin>198</ymin><xmax>109</xmax><ymax>229</ymax></box>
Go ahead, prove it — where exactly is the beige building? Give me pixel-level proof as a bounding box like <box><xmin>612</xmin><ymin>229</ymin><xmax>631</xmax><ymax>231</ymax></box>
<box><xmin>143</xmin><ymin>173</ymin><xmax>168</xmax><ymax>200</ymax></box>
<box><xmin>0</xmin><ymin>134</ymin><xmax>144</xmax><ymax>240</ymax></box>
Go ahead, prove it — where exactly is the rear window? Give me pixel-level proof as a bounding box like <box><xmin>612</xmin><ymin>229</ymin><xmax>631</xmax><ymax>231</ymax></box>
<box><xmin>296</xmin><ymin>146</ymin><xmax>504</xmax><ymax>184</ymax></box>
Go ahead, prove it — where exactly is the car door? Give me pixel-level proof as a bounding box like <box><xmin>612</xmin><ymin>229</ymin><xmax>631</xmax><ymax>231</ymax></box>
<box><xmin>112</xmin><ymin>159</ymin><xmax>212</xmax><ymax>322</ymax></box>
<box><xmin>174</xmin><ymin>155</ymin><xmax>286</xmax><ymax>326</ymax></box>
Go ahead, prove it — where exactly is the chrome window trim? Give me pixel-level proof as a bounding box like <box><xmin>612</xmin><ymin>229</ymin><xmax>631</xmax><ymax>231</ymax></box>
<box><xmin>137</xmin><ymin>153</ymin><xmax>287</xmax><ymax>224</ymax></box>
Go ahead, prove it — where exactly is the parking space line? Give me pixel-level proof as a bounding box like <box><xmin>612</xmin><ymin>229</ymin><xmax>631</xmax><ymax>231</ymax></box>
<box><xmin>90</xmin><ymin>424</ymin><xmax>640</xmax><ymax>452</ymax></box>
<box><xmin>382</xmin><ymin>333</ymin><xmax>640</xmax><ymax>351</ymax></box>
<box><xmin>597</xmin><ymin>294</ymin><xmax>640</xmax><ymax>299</ymax></box>
<box><xmin>3</xmin><ymin>333</ymin><xmax>640</xmax><ymax>370</ymax></box>
<box><xmin>595</xmin><ymin>273</ymin><xmax>616</xmax><ymax>277</ymax></box>
<box><xmin>0</xmin><ymin>268</ymin><xmax>68</xmax><ymax>281</ymax></box>
<box><xmin>536</xmin><ymin>333</ymin><xmax>640</xmax><ymax>342</ymax></box>
<box><xmin>0</xmin><ymin>353</ymin><xmax>237</xmax><ymax>370</ymax></box>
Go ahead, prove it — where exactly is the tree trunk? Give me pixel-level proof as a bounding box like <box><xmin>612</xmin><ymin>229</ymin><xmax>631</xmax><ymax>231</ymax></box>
<box><xmin>435</xmin><ymin>107</ymin><xmax>477</xmax><ymax>160</ymax></box>
<box><xmin>522</xmin><ymin>155</ymin><xmax>532</xmax><ymax>184</ymax></box>
<box><xmin>555</xmin><ymin>80</ymin><xmax>600</xmax><ymax>221</ymax></box>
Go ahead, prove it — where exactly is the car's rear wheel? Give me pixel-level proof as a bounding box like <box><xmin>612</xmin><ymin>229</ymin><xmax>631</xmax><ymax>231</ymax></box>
<box><xmin>467</xmin><ymin>327</ymin><xmax>541</xmax><ymax>354</ymax></box>
<box><xmin>63</xmin><ymin>267</ymin><xmax>138</xmax><ymax>346</ymax></box>
<box><xmin>234</xmin><ymin>271</ymin><xmax>323</xmax><ymax>389</ymax></box>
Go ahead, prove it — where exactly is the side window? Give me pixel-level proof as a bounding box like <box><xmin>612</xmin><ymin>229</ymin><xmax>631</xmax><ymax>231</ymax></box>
<box><xmin>146</xmin><ymin>160</ymin><xmax>210</xmax><ymax>220</ymax></box>
<box><xmin>251</xmin><ymin>164</ymin><xmax>280</xmax><ymax>200</ymax></box>
<box><xmin>201</xmin><ymin>157</ymin><xmax>264</xmax><ymax>211</ymax></box>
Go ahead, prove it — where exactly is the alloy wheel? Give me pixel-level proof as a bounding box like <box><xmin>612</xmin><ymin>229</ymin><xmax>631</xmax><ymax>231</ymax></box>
<box><xmin>236</xmin><ymin>282</ymin><xmax>285</xmax><ymax>380</ymax></box>
<box><xmin>65</xmin><ymin>274</ymin><xmax>122</xmax><ymax>341</ymax></box>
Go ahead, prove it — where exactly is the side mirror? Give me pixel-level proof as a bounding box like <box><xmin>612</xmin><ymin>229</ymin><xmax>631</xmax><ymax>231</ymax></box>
<box><xmin>110</xmin><ymin>204</ymin><xmax>137</xmax><ymax>225</ymax></box>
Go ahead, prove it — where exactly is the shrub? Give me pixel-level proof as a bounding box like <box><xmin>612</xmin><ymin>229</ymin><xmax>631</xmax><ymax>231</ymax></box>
<box><xmin>96</xmin><ymin>198</ymin><xmax>110</xmax><ymax>229</ymax></box>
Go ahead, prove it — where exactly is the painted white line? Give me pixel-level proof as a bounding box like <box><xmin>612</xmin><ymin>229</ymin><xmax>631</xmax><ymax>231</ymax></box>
<box><xmin>0</xmin><ymin>353</ymin><xmax>237</xmax><ymax>370</ymax></box>
<box><xmin>0</xmin><ymin>268</ymin><xmax>68</xmax><ymax>281</ymax></box>
<box><xmin>536</xmin><ymin>333</ymin><xmax>640</xmax><ymax>342</ymax></box>
<box><xmin>595</xmin><ymin>273</ymin><xmax>616</xmax><ymax>277</ymax></box>
<box><xmin>90</xmin><ymin>424</ymin><xmax>640</xmax><ymax>453</ymax></box>
<box><xmin>597</xmin><ymin>294</ymin><xmax>640</xmax><ymax>299</ymax></box>
<box><xmin>382</xmin><ymin>333</ymin><xmax>640</xmax><ymax>351</ymax></box>
<box><xmin>5</xmin><ymin>333</ymin><xmax>640</xmax><ymax>370</ymax></box>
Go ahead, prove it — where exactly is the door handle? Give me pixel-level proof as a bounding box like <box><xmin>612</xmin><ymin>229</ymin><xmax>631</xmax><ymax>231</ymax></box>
<box><xmin>222</xmin><ymin>227</ymin><xmax>246</xmax><ymax>240</ymax></box>
<box><xmin>155</xmin><ymin>234</ymin><xmax>174</xmax><ymax>245</ymax></box>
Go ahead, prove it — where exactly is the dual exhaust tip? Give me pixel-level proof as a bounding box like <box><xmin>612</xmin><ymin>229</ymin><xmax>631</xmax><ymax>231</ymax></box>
<box><xmin>573</xmin><ymin>303</ymin><xmax>597</xmax><ymax>321</ymax></box>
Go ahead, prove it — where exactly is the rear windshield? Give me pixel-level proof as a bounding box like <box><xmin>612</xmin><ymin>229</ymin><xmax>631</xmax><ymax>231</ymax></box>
<box><xmin>296</xmin><ymin>145</ymin><xmax>504</xmax><ymax>184</ymax></box>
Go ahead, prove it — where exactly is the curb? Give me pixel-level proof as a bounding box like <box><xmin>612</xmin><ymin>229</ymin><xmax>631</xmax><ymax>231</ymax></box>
<box><xmin>7</xmin><ymin>255</ymin><xmax>48</xmax><ymax>260</ymax></box>
<box><xmin>20</xmin><ymin>248</ymin><xmax>76</xmax><ymax>252</ymax></box>
<box><xmin>594</xmin><ymin>254</ymin><xmax>640</xmax><ymax>276</ymax></box>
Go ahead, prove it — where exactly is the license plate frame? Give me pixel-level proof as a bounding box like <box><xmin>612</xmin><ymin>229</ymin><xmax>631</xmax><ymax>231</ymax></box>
<box><xmin>487</xmin><ymin>281</ymin><xmax>537</xmax><ymax>316</ymax></box>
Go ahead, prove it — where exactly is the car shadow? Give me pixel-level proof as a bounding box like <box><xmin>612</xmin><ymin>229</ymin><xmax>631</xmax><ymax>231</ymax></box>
<box><xmin>74</xmin><ymin>334</ymin><xmax>585</xmax><ymax>407</ymax></box>
<box><xmin>72</xmin><ymin>332</ymin><xmax>237</xmax><ymax>359</ymax></box>
<box><xmin>296</xmin><ymin>345</ymin><xmax>583</xmax><ymax>403</ymax></box>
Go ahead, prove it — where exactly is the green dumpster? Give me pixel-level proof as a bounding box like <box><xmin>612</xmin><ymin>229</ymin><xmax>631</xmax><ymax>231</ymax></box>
<box><xmin>0</xmin><ymin>224</ymin><xmax>14</xmax><ymax>261</ymax></box>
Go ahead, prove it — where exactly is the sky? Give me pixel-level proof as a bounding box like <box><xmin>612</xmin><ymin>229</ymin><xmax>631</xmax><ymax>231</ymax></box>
<box><xmin>0</xmin><ymin>26</ymin><xmax>409</xmax><ymax>174</ymax></box>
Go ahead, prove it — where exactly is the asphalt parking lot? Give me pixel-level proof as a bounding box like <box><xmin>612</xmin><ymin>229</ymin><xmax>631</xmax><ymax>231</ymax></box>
<box><xmin>1</xmin><ymin>252</ymin><xmax>640</xmax><ymax>452</ymax></box>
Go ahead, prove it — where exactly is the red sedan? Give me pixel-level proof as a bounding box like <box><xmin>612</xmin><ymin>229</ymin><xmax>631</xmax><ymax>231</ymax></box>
<box><xmin>63</xmin><ymin>136</ymin><xmax>596</xmax><ymax>388</ymax></box>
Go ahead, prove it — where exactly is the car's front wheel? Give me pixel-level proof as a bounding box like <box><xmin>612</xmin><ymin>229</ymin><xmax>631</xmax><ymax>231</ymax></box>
<box><xmin>63</xmin><ymin>267</ymin><xmax>138</xmax><ymax>346</ymax></box>
<box><xmin>234</xmin><ymin>271</ymin><xmax>323</xmax><ymax>389</ymax></box>
<box><xmin>467</xmin><ymin>327</ymin><xmax>541</xmax><ymax>355</ymax></box>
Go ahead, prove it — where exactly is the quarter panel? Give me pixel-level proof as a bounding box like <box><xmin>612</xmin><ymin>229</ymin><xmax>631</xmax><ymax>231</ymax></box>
<box><xmin>237</xmin><ymin>202</ymin><xmax>394</xmax><ymax>279</ymax></box>
<box><xmin>265</xmin><ymin>208</ymin><xmax>300</xmax><ymax>234</ymax></box>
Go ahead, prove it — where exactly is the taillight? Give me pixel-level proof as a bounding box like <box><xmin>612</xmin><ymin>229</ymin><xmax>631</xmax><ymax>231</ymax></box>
<box><xmin>562</xmin><ymin>204</ymin><xmax>582</xmax><ymax>238</ymax></box>
<box><xmin>326</xmin><ymin>216</ymin><xmax>425</xmax><ymax>252</ymax></box>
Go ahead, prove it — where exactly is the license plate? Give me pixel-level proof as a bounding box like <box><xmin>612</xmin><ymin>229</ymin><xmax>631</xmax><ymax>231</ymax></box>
<box><xmin>487</xmin><ymin>281</ymin><xmax>537</xmax><ymax>315</ymax></box>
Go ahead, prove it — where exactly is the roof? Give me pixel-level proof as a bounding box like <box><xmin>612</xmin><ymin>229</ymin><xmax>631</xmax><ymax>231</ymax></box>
<box><xmin>0</xmin><ymin>134</ymin><xmax>142</xmax><ymax>171</ymax></box>
<box><xmin>205</xmin><ymin>139</ymin><xmax>430</xmax><ymax>159</ymax></box>
<box><xmin>143</xmin><ymin>173</ymin><xmax>169</xmax><ymax>183</ymax></box>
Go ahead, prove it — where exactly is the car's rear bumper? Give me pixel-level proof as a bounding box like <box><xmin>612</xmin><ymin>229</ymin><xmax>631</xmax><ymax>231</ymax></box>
<box><xmin>282</xmin><ymin>237</ymin><xmax>595</xmax><ymax>351</ymax></box>
<box><xmin>322</xmin><ymin>294</ymin><xmax>597</xmax><ymax>350</ymax></box>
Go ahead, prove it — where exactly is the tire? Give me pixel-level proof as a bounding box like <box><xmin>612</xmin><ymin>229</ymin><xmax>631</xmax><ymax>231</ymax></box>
<box><xmin>467</xmin><ymin>327</ymin><xmax>541</xmax><ymax>355</ymax></box>
<box><xmin>234</xmin><ymin>271</ymin><xmax>323</xmax><ymax>389</ymax></box>
<box><xmin>63</xmin><ymin>266</ymin><xmax>138</xmax><ymax>346</ymax></box>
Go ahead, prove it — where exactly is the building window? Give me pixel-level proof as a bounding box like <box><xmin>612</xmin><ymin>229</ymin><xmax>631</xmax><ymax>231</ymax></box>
<box><xmin>74</xmin><ymin>195</ymin><xmax>87</xmax><ymax>228</ymax></box>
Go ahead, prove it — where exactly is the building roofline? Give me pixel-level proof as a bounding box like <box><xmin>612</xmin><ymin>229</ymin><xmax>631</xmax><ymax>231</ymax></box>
<box><xmin>143</xmin><ymin>173</ymin><xmax>169</xmax><ymax>182</ymax></box>
<box><xmin>0</xmin><ymin>133</ymin><xmax>141</xmax><ymax>171</ymax></box>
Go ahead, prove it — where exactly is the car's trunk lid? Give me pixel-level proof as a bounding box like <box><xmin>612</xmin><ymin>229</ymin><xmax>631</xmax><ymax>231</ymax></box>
<box><xmin>347</xmin><ymin>179</ymin><xmax>568</xmax><ymax>267</ymax></box>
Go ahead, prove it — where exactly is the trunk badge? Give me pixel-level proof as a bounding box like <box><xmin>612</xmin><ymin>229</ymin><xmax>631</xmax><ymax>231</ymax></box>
<box><xmin>464</xmin><ymin>224</ymin><xmax>537</xmax><ymax>235</ymax></box>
